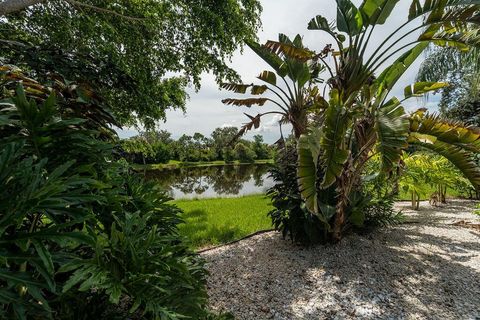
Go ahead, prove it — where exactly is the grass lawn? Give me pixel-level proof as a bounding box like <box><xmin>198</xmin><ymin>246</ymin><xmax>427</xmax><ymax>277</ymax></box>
<box><xmin>173</xmin><ymin>195</ymin><xmax>273</xmax><ymax>249</ymax></box>
<box><xmin>172</xmin><ymin>186</ymin><xmax>464</xmax><ymax>249</ymax></box>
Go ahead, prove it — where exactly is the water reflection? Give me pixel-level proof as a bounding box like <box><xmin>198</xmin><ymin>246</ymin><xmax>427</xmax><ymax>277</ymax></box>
<box><xmin>146</xmin><ymin>164</ymin><xmax>273</xmax><ymax>199</ymax></box>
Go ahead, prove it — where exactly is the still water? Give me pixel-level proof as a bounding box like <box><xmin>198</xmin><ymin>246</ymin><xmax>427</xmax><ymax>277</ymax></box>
<box><xmin>146</xmin><ymin>164</ymin><xmax>274</xmax><ymax>199</ymax></box>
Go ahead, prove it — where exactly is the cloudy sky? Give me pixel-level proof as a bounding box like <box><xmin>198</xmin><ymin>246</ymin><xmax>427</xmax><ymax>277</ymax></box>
<box><xmin>119</xmin><ymin>0</ymin><xmax>440</xmax><ymax>143</ymax></box>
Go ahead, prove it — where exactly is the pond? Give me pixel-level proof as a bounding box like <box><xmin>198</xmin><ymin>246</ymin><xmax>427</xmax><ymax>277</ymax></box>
<box><xmin>145</xmin><ymin>164</ymin><xmax>274</xmax><ymax>199</ymax></box>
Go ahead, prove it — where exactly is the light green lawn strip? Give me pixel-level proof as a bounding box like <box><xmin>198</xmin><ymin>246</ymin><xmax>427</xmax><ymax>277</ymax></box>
<box><xmin>173</xmin><ymin>195</ymin><xmax>273</xmax><ymax>249</ymax></box>
<box><xmin>134</xmin><ymin>159</ymin><xmax>273</xmax><ymax>170</ymax></box>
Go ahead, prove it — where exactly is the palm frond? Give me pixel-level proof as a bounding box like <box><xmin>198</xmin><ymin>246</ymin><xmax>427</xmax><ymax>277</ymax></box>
<box><xmin>264</xmin><ymin>40</ymin><xmax>315</xmax><ymax>62</ymax></box>
<box><xmin>375</xmin><ymin>98</ymin><xmax>409</xmax><ymax>172</ymax></box>
<box><xmin>409</xmin><ymin>110</ymin><xmax>480</xmax><ymax>187</ymax></box>
<box><xmin>220</xmin><ymin>83</ymin><xmax>268</xmax><ymax>95</ymax></box>
<box><xmin>221</xmin><ymin>98</ymin><xmax>269</xmax><ymax>107</ymax></box>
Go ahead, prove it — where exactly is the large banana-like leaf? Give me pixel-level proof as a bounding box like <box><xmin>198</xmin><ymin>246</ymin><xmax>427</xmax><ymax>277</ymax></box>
<box><xmin>376</xmin><ymin>42</ymin><xmax>429</xmax><ymax>92</ymax></box>
<box><xmin>336</xmin><ymin>0</ymin><xmax>364</xmax><ymax>36</ymax></box>
<box><xmin>307</xmin><ymin>15</ymin><xmax>346</xmax><ymax>42</ymax></box>
<box><xmin>375</xmin><ymin>98</ymin><xmax>409</xmax><ymax>172</ymax></box>
<box><xmin>246</xmin><ymin>40</ymin><xmax>289</xmax><ymax>77</ymax></box>
<box><xmin>403</xmin><ymin>82</ymin><xmax>449</xmax><ymax>99</ymax></box>
<box><xmin>319</xmin><ymin>90</ymin><xmax>351</xmax><ymax>188</ymax></box>
<box><xmin>297</xmin><ymin>130</ymin><xmax>322</xmax><ymax>215</ymax></box>
<box><xmin>359</xmin><ymin>0</ymin><xmax>400</xmax><ymax>25</ymax></box>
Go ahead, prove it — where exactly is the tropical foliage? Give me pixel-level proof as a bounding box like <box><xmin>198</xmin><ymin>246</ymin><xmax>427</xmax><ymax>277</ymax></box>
<box><xmin>0</xmin><ymin>68</ymin><xmax>212</xmax><ymax>319</ymax></box>
<box><xmin>399</xmin><ymin>152</ymin><xmax>471</xmax><ymax>209</ymax></box>
<box><xmin>221</xmin><ymin>34</ymin><xmax>326</xmax><ymax>139</ymax></box>
<box><xmin>233</xmin><ymin>0</ymin><xmax>480</xmax><ymax>243</ymax></box>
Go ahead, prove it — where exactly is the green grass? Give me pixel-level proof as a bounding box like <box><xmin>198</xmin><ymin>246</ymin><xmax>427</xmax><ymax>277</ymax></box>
<box><xmin>134</xmin><ymin>159</ymin><xmax>273</xmax><ymax>170</ymax></box>
<box><xmin>173</xmin><ymin>195</ymin><xmax>273</xmax><ymax>249</ymax></box>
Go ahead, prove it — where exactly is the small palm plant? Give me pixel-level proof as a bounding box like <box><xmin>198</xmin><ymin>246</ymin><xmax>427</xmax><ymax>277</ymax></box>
<box><xmin>220</xmin><ymin>34</ymin><xmax>327</xmax><ymax>139</ymax></box>
<box><xmin>265</xmin><ymin>0</ymin><xmax>480</xmax><ymax>242</ymax></box>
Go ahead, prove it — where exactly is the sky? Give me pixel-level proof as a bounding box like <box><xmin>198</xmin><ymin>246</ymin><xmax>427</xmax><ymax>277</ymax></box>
<box><xmin>118</xmin><ymin>0</ymin><xmax>441</xmax><ymax>143</ymax></box>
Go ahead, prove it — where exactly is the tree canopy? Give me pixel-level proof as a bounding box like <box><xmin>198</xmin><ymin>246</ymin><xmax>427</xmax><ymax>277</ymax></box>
<box><xmin>0</xmin><ymin>0</ymin><xmax>262</xmax><ymax>128</ymax></box>
<box><xmin>417</xmin><ymin>47</ymin><xmax>480</xmax><ymax>126</ymax></box>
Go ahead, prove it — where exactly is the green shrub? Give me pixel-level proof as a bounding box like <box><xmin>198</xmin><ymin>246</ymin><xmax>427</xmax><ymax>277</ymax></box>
<box><xmin>0</xmin><ymin>70</ymin><xmax>210</xmax><ymax>319</ymax></box>
<box><xmin>268</xmin><ymin>145</ymin><xmax>402</xmax><ymax>245</ymax></box>
<box><xmin>268</xmin><ymin>146</ymin><xmax>325</xmax><ymax>245</ymax></box>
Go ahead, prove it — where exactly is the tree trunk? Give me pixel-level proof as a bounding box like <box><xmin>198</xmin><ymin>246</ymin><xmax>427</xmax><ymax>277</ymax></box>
<box><xmin>0</xmin><ymin>0</ymin><xmax>44</xmax><ymax>15</ymax></box>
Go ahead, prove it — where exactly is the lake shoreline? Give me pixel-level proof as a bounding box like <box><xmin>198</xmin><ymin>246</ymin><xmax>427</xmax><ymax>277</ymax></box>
<box><xmin>132</xmin><ymin>159</ymin><xmax>274</xmax><ymax>170</ymax></box>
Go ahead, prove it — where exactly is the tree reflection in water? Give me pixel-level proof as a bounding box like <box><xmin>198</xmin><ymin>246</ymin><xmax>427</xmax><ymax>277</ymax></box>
<box><xmin>145</xmin><ymin>164</ymin><xmax>273</xmax><ymax>199</ymax></box>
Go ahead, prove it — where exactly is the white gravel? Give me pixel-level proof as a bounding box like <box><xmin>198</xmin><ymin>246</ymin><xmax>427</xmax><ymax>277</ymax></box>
<box><xmin>201</xmin><ymin>200</ymin><xmax>480</xmax><ymax>320</ymax></box>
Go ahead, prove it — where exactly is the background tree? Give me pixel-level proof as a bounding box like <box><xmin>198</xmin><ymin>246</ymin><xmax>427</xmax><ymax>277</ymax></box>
<box><xmin>0</xmin><ymin>0</ymin><xmax>262</xmax><ymax>128</ymax></box>
<box><xmin>417</xmin><ymin>47</ymin><xmax>480</xmax><ymax>126</ymax></box>
<box><xmin>211</xmin><ymin>126</ymin><xmax>240</xmax><ymax>160</ymax></box>
<box><xmin>252</xmin><ymin>134</ymin><xmax>271</xmax><ymax>159</ymax></box>
<box><xmin>234</xmin><ymin>142</ymin><xmax>256</xmax><ymax>163</ymax></box>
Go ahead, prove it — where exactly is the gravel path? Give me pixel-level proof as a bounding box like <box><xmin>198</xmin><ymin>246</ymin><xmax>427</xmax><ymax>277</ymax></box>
<box><xmin>202</xmin><ymin>200</ymin><xmax>480</xmax><ymax>320</ymax></box>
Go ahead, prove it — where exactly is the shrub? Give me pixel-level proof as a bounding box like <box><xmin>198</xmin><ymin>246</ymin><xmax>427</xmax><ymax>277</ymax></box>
<box><xmin>268</xmin><ymin>145</ymin><xmax>403</xmax><ymax>245</ymax></box>
<box><xmin>0</xmin><ymin>70</ymin><xmax>211</xmax><ymax>319</ymax></box>
<box><xmin>267</xmin><ymin>145</ymin><xmax>326</xmax><ymax>245</ymax></box>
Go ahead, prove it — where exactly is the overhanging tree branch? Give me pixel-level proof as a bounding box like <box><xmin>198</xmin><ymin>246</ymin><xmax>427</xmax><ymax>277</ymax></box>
<box><xmin>0</xmin><ymin>0</ymin><xmax>44</xmax><ymax>15</ymax></box>
<box><xmin>0</xmin><ymin>0</ymin><xmax>145</xmax><ymax>21</ymax></box>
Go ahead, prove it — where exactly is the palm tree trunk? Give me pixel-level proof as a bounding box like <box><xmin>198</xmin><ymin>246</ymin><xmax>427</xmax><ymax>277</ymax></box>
<box><xmin>333</xmin><ymin>176</ymin><xmax>348</xmax><ymax>242</ymax></box>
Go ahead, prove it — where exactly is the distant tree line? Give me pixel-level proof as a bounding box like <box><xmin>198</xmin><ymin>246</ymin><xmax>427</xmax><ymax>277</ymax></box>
<box><xmin>120</xmin><ymin>127</ymin><xmax>275</xmax><ymax>164</ymax></box>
